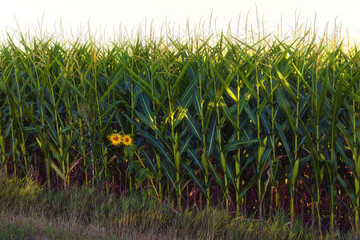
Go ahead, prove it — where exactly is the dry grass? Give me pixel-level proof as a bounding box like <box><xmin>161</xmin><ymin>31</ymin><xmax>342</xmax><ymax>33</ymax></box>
<box><xmin>0</xmin><ymin>173</ymin><xmax>353</xmax><ymax>239</ymax></box>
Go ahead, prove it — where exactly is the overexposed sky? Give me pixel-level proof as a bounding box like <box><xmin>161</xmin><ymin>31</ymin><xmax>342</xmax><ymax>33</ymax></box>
<box><xmin>1</xmin><ymin>0</ymin><xmax>360</xmax><ymax>43</ymax></box>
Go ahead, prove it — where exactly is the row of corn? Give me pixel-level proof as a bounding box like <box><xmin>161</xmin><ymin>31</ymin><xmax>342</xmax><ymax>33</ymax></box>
<box><xmin>0</xmin><ymin>32</ymin><xmax>359</xmax><ymax>232</ymax></box>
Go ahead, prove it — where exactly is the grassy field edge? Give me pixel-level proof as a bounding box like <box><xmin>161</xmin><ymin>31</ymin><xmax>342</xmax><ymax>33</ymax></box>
<box><xmin>0</xmin><ymin>173</ymin><xmax>352</xmax><ymax>240</ymax></box>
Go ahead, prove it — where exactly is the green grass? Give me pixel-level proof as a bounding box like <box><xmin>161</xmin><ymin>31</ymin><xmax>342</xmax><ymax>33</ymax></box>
<box><xmin>0</xmin><ymin>173</ymin><xmax>350</xmax><ymax>240</ymax></box>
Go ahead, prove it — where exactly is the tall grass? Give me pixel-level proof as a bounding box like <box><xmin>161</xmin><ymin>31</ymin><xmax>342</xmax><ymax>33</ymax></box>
<box><xmin>0</xmin><ymin>173</ymin><xmax>329</xmax><ymax>240</ymax></box>
<box><xmin>0</xmin><ymin>21</ymin><xmax>359</xmax><ymax>235</ymax></box>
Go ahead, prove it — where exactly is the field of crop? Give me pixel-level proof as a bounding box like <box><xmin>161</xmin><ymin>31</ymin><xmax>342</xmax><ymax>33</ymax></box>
<box><xmin>0</xmin><ymin>24</ymin><xmax>359</xmax><ymax>237</ymax></box>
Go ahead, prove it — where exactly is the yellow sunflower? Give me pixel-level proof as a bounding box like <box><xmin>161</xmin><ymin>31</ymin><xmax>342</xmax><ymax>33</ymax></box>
<box><xmin>108</xmin><ymin>133</ymin><xmax>122</xmax><ymax>146</ymax></box>
<box><xmin>122</xmin><ymin>135</ymin><xmax>132</xmax><ymax>146</ymax></box>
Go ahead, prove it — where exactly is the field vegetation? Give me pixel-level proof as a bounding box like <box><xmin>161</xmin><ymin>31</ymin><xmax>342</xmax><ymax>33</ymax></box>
<box><xmin>0</xmin><ymin>173</ymin><xmax>346</xmax><ymax>239</ymax></box>
<box><xmin>0</xmin><ymin>18</ymin><xmax>360</xmax><ymax>238</ymax></box>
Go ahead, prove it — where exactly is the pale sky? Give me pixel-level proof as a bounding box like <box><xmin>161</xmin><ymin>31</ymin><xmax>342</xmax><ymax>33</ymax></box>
<box><xmin>1</xmin><ymin>0</ymin><xmax>360</xmax><ymax>43</ymax></box>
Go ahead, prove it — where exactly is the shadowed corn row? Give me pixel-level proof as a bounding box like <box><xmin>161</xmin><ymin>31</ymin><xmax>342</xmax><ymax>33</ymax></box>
<box><xmin>0</xmin><ymin>31</ymin><xmax>359</xmax><ymax>233</ymax></box>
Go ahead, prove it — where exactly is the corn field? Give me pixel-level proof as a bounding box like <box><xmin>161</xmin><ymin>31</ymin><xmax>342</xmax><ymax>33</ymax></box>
<box><xmin>0</xmin><ymin>30</ymin><xmax>360</xmax><ymax>234</ymax></box>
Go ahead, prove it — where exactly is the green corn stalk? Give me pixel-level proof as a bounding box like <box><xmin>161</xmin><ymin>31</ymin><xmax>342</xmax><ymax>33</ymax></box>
<box><xmin>274</xmin><ymin>63</ymin><xmax>298</xmax><ymax>225</ymax></box>
<box><xmin>234</xmin><ymin>67</ymin><xmax>250</xmax><ymax>214</ymax></box>
<box><xmin>0</xmin><ymin>116</ymin><xmax>6</xmax><ymax>174</ymax></box>
<box><xmin>235</xmin><ymin>47</ymin><xmax>257</xmax><ymax>216</ymax></box>
<box><xmin>291</xmin><ymin>56</ymin><xmax>302</xmax><ymax>225</ymax></box>
<box><xmin>198</xmin><ymin>66</ymin><xmax>211</xmax><ymax>209</ymax></box>
<box><xmin>211</xmin><ymin>55</ymin><xmax>232</xmax><ymax>211</ymax></box>
<box><xmin>256</xmin><ymin>64</ymin><xmax>262</xmax><ymax>217</ymax></box>
<box><xmin>267</xmin><ymin>64</ymin><xmax>280</xmax><ymax>214</ymax></box>
<box><xmin>335</xmin><ymin>50</ymin><xmax>360</xmax><ymax>233</ymax></box>
<box><xmin>254</xmin><ymin>60</ymin><xmax>271</xmax><ymax>218</ymax></box>
<box><xmin>173</xmin><ymin>132</ymin><xmax>181</xmax><ymax>210</ymax></box>
<box><xmin>295</xmin><ymin>44</ymin><xmax>328</xmax><ymax>234</ymax></box>
<box><xmin>235</xmin><ymin>80</ymin><xmax>242</xmax><ymax>214</ymax></box>
<box><xmin>213</xmin><ymin>70</ymin><xmax>229</xmax><ymax>210</ymax></box>
<box><xmin>150</xmin><ymin>60</ymin><xmax>163</xmax><ymax>200</ymax></box>
<box><xmin>351</xmin><ymin>92</ymin><xmax>360</xmax><ymax>234</ymax></box>
<box><xmin>46</xmin><ymin>57</ymin><xmax>71</xmax><ymax>188</ymax></box>
<box><xmin>168</xmin><ymin>60</ymin><xmax>191</xmax><ymax>210</ymax></box>
<box><xmin>300</xmin><ymin>118</ymin><xmax>323</xmax><ymax>236</ymax></box>
<box><xmin>326</xmin><ymin>49</ymin><xmax>345</xmax><ymax>232</ymax></box>
<box><xmin>0</xmin><ymin>76</ymin><xmax>8</xmax><ymax>174</ymax></box>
